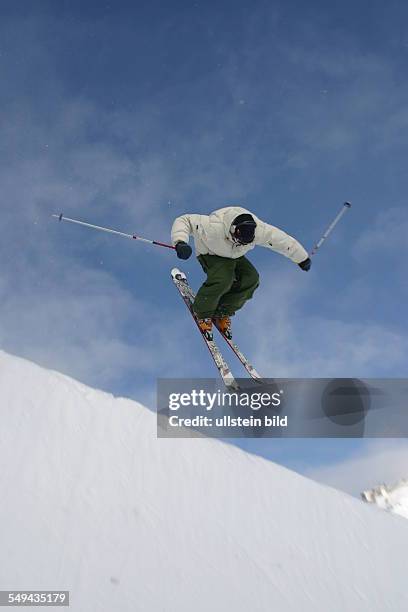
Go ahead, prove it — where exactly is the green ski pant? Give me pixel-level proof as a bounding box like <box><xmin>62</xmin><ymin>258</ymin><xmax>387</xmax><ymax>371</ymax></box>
<box><xmin>193</xmin><ymin>254</ymin><xmax>260</xmax><ymax>319</ymax></box>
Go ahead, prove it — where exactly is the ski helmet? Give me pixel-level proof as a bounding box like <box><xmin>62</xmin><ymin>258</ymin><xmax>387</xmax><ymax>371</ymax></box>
<box><xmin>231</xmin><ymin>213</ymin><xmax>257</xmax><ymax>245</ymax></box>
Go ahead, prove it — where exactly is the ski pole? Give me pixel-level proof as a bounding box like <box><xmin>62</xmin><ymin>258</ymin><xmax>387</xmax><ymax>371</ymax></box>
<box><xmin>310</xmin><ymin>202</ymin><xmax>351</xmax><ymax>256</ymax></box>
<box><xmin>52</xmin><ymin>213</ymin><xmax>176</xmax><ymax>250</ymax></box>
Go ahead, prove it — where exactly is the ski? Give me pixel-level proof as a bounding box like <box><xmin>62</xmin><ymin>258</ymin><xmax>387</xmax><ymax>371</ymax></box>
<box><xmin>171</xmin><ymin>268</ymin><xmax>239</xmax><ymax>390</ymax></box>
<box><xmin>171</xmin><ymin>268</ymin><xmax>263</xmax><ymax>383</ymax></box>
<box><xmin>212</xmin><ymin>320</ymin><xmax>263</xmax><ymax>382</ymax></box>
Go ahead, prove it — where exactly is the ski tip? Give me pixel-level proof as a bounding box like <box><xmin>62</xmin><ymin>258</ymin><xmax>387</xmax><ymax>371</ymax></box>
<box><xmin>344</xmin><ymin>201</ymin><xmax>352</xmax><ymax>208</ymax></box>
<box><xmin>171</xmin><ymin>267</ymin><xmax>186</xmax><ymax>280</ymax></box>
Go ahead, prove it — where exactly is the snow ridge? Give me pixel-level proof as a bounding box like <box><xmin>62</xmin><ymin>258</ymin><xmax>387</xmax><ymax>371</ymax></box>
<box><xmin>1</xmin><ymin>350</ymin><xmax>408</xmax><ymax>612</ymax></box>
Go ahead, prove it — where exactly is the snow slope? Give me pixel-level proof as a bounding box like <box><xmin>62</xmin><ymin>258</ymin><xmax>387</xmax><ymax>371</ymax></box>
<box><xmin>0</xmin><ymin>350</ymin><xmax>407</xmax><ymax>612</ymax></box>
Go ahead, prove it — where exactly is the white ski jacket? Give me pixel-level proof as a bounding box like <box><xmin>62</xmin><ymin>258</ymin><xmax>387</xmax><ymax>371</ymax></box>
<box><xmin>171</xmin><ymin>206</ymin><xmax>308</xmax><ymax>263</ymax></box>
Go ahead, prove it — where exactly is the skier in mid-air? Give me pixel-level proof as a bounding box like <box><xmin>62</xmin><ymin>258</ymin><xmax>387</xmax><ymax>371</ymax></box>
<box><xmin>171</xmin><ymin>206</ymin><xmax>311</xmax><ymax>338</ymax></box>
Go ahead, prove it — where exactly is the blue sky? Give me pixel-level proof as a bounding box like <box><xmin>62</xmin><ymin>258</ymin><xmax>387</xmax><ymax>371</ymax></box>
<box><xmin>1</xmin><ymin>0</ymin><xmax>407</xmax><ymax>486</ymax></box>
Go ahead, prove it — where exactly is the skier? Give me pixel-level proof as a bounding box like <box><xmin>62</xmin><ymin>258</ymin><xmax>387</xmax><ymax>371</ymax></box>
<box><xmin>171</xmin><ymin>206</ymin><xmax>311</xmax><ymax>338</ymax></box>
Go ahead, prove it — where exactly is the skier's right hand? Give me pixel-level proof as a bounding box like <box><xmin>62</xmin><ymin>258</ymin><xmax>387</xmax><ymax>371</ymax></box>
<box><xmin>298</xmin><ymin>257</ymin><xmax>312</xmax><ymax>271</ymax></box>
<box><xmin>175</xmin><ymin>241</ymin><xmax>192</xmax><ymax>260</ymax></box>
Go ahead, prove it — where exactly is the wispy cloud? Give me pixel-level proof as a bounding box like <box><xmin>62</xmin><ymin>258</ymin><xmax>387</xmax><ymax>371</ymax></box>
<box><xmin>0</xmin><ymin>259</ymin><xmax>185</xmax><ymax>392</ymax></box>
<box><xmin>236</xmin><ymin>260</ymin><xmax>407</xmax><ymax>379</ymax></box>
<box><xmin>307</xmin><ymin>439</ymin><xmax>408</xmax><ymax>497</ymax></box>
<box><xmin>353</xmin><ymin>207</ymin><xmax>408</xmax><ymax>258</ymax></box>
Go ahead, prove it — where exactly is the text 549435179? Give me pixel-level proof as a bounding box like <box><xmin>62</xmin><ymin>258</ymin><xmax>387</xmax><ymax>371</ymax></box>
<box><xmin>0</xmin><ymin>591</ymin><xmax>69</xmax><ymax>607</ymax></box>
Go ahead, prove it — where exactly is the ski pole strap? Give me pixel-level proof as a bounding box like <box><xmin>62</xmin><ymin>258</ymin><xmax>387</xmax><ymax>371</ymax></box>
<box><xmin>151</xmin><ymin>240</ymin><xmax>176</xmax><ymax>249</ymax></box>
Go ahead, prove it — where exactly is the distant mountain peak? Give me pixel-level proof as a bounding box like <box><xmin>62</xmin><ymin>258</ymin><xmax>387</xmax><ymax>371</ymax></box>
<box><xmin>362</xmin><ymin>479</ymin><xmax>408</xmax><ymax>519</ymax></box>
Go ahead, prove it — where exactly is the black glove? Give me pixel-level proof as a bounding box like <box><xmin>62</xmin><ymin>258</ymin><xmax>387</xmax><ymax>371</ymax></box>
<box><xmin>175</xmin><ymin>241</ymin><xmax>192</xmax><ymax>260</ymax></box>
<box><xmin>298</xmin><ymin>257</ymin><xmax>312</xmax><ymax>271</ymax></box>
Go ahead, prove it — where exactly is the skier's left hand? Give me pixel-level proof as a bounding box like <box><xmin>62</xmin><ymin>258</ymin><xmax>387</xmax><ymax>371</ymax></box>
<box><xmin>298</xmin><ymin>257</ymin><xmax>312</xmax><ymax>271</ymax></box>
<box><xmin>175</xmin><ymin>241</ymin><xmax>192</xmax><ymax>260</ymax></box>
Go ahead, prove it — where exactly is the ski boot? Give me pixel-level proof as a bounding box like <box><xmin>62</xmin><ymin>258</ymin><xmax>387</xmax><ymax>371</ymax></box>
<box><xmin>213</xmin><ymin>315</ymin><xmax>232</xmax><ymax>340</ymax></box>
<box><xmin>196</xmin><ymin>318</ymin><xmax>213</xmax><ymax>340</ymax></box>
